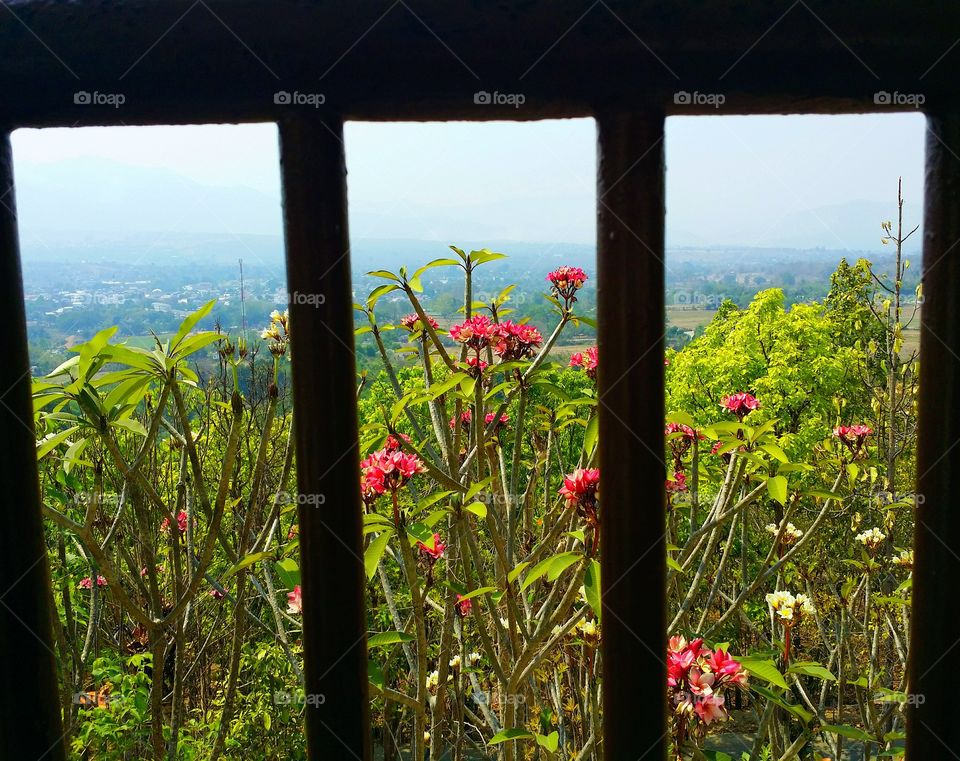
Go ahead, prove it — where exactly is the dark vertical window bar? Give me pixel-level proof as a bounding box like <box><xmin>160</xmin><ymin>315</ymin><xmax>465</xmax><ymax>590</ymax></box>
<box><xmin>278</xmin><ymin>116</ymin><xmax>371</xmax><ymax>760</ymax></box>
<box><xmin>907</xmin><ymin>111</ymin><xmax>960</xmax><ymax>758</ymax></box>
<box><xmin>596</xmin><ymin>110</ymin><xmax>667</xmax><ymax>760</ymax></box>
<box><xmin>0</xmin><ymin>131</ymin><xmax>66</xmax><ymax>759</ymax></box>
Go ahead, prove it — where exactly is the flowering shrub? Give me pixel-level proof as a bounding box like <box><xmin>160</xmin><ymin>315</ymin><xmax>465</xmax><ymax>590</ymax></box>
<box><xmin>31</xmin><ymin>244</ymin><xmax>917</xmax><ymax>761</ymax></box>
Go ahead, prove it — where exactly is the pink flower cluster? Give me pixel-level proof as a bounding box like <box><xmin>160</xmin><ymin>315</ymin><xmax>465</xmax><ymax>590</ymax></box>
<box><xmin>449</xmin><ymin>409</ymin><xmax>510</xmax><ymax>432</ymax></box>
<box><xmin>721</xmin><ymin>392</ymin><xmax>760</xmax><ymax>420</ymax></box>
<box><xmin>456</xmin><ymin>594</ymin><xmax>473</xmax><ymax>617</ymax></box>
<box><xmin>462</xmin><ymin>356</ymin><xmax>488</xmax><ymax>374</ymax></box>
<box><xmin>559</xmin><ymin>468</ymin><xmax>601</xmax><ymax>555</ymax></box>
<box><xmin>668</xmin><ymin>636</ymin><xmax>746</xmax><ymax>734</ymax></box>
<box><xmin>417</xmin><ymin>533</ymin><xmax>446</xmax><ymax>561</ymax></box>
<box><xmin>547</xmin><ymin>266</ymin><xmax>588</xmax><ymax>306</ymax></box>
<box><xmin>400</xmin><ymin>313</ymin><xmax>440</xmax><ymax>333</ymax></box>
<box><xmin>360</xmin><ymin>448</ymin><xmax>426</xmax><ymax>504</ymax></box>
<box><xmin>79</xmin><ymin>576</ymin><xmax>108</xmax><ymax>589</ymax></box>
<box><xmin>160</xmin><ymin>510</ymin><xmax>189</xmax><ymax>535</ymax></box>
<box><xmin>449</xmin><ymin>314</ymin><xmax>498</xmax><ymax>350</ymax></box>
<box><xmin>559</xmin><ymin>468</ymin><xmax>600</xmax><ymax>509</ymax></box>
<box><xmin>384</xmin><ymin>433</ymin><xmax>411</xmax><ymax>451</ymax></box>
<box><xmin>287</xmin><ymin>585</ymin><xmax>302</xmax><ymax>614</ymax></box>
<box><xmin>493</xmin><ymin>320</ymin><xmax>542</xmax><ymax>361</ymax></box>
<box><xmin>833</xmin><ymin>423</ymin><xmax>872</xmax><ymax>455</ymax></box>
<box><xmin>666</xmin><ymin>471</ymin><xmax>688</xmax><ymax>494</ymax></box>
<box><xmin>569</xmin><ymin>346</ymin><xmax>598</xmax><ymax>381</ymax></box>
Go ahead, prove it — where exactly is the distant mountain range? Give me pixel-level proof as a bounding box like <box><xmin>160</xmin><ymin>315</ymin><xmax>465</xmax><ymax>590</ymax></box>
<box><xmin>13</xmin><ymin>158</ymin><xmax>920</xmax><ymax>257</ymax></box>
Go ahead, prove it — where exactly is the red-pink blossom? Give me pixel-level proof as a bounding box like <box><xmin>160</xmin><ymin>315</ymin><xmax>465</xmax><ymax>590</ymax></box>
<box><xmin>287</xmin><ymin>585</ymin><xmax>302</xmax><ymax>614</ymax></box>
<box><xmin>462</xmin><ymin>356</ymin><xmax>488</xmax><ymax>374</ymax></box>
<box><xmin>493</xmin><ymin>320</ymin><xmax>542</xmax><ymax>361</ymax></box>
<box><xmin>209</xmin><ymin>588</ymin><xmax>225</xmax><ymax>600</ymax></box>
<box><xmin>450</xmin><ymin>409</ymin><xmax>472</xmax><ymax>430</ymax></box>
<box><xmin>484</xmin><ymin>412</ymin><xmax>509</xmax><ymax>429</ymax></box>
<box><xmin>834</xmin><ymin>423</ymin><xmax>873</xmax><ymax>454</ymax></box>
<box><xmin>547</xmin><ymin>266</ymin><xmax>588</xmax><ymax>305</ymax></box>
<box><xmin>666</xmin><ymin>471</ymin><xmax>688</xmax><ymax>493</ymax></box>
<box><xmin>400</xmin><ymin>313</ymin><xmax>440</xmax><ymax>332</ymax></box>
<box><xmin>456</xmin><ymin>594</ymin><xmax>473</xmax><ymax>617</ymax></box>
<box><xmin>449</xmin><ymin>314</ymin><xmax>498</xmax><ymax>350</ymax></box>
<box><xmin>360</xmin><ymin>448</ymin><xmax>426</xmax><ymax>504</ymax></box>
<box><xmin>384</xmin><ymin>433</ymin><xmax>411</xmax><ymax>451</ymax></box>
<box><xmin>160</xmin><ymin>510</ymin><xmax>189</xmax><ymax>534</ymax></box>
<box><xmin>694</xmin><ymin>694</ymin><xmax>726</xmax><ymax>724</ymax></box>
<box><xmin>79</xmin><ymin>575</ymin><xmax>108</xmax><ymax>590</ymax></box>
<box><xmin>569</xmin><ymin>346</ymin><xmax>598</xmax><ymax>381</ymax></box>
<box><xmin>559</xmin><ymin>468</ymin><xmax>600</xmax><ymax>508</ymax></box>
<box><xmin>721</xmin><ymin>392</ymin><xmax>760</xmax><ymax>420</ymax></box>
<box><xmin>417</xmin><ymin>533</ymin><xmax>446</xmax><ymax>561</ymax></box>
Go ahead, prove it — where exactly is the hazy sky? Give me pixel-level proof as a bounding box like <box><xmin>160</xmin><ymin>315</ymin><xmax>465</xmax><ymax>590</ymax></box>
<box><xmin>10</xmin><ymin>113</ymin><xmax>925</xmax><ymax>248</ymax></box>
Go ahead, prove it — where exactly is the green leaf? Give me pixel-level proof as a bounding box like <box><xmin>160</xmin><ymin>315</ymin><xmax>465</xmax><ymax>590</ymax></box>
<box><xmin>583</xmin><ymin>413</ymin><xmax>599</xmax><ymax>456</ymax></box>
<box><xmin>171</xmin><ymin>331</ymin><xmax>220</xmax><ymax>361</ymax></box>
<box><xmin>364</xmin><ymin>532</ymin><xmax>392</xmax><ymax>581</ymax></box>
<box><xmin>457</xmin><ymin>586</ymin><xmax>496</xmax><ymax>603</ymax></box>
<box><xmin>821</xmin><ymin>724</ymin><xmax>873</xmax><ymax>741</ymax></box>
<box><xmin>112</xmin><ymin>416</ymin><xmax>148</xmax><ymax>437</ymax></box>
<box><xmin>367</xmin><ymin>270</ymin><xmax>400</xmax><ymax>282</ymax></box>
<box><xmin>464</xmin><ymin>501</ymin><xmax>487</xmax><ymax>519</ymax></box>
<box><xmin>366</xmin><ymin>284</ymin><xmax>400</xmax><ymax>308</ymax></box>
<box><xmin>535</xmin><ymin>731</ymin><xmax>559</xmax><ymax>753</ymax></box>
<box><xmin>584</xmin><ymin>559</ymin><xmax>601</xmax><ymax>620</ymax></box>
<box><xmin>170</xmin><ymin>300</ymin><xmax>216</xmax><ymax>353</ymax></box>
<box><xmin>737</xmin><ymin>657</ymin><xmax>788</xmax><ymax>689</ymax></box>
<box><xmin>36</xmin><ymin>426</ymin><xmax>80</xmax><ymax>460</ymax></box>
<box><xmin>274</xmin><ymin>558</ymin><xmax>300</xmax><ymax>590</ymax></box>
<box><xmin>788</xmin><ymin>661</ymin><xmax>836</xmax><ymax>681</ymax></box>
<box><xmin>507</xmin><ymin>561</ymin><xmax>530</xmax><ymax>585</ymax></box>
<box><xmin>225</xmin><ymin>551</ymin><xmax>273</xmax><ymax>578</ymax></box>
<box><xmin>469</xmin><ymin>249</ymin><xmax>507</xmax><ymax>267</ymax></box>
<box><xmin>666</xmin><ymin>411</ymin><xmax>697</xmax><ymax>428</ymax></box>
<box><xmin>368</xmin><ymin>660</ymin><xmax>385</xmax><ymax>691</ymax></box>
<box><xmin>405</xmin><ymin>522</ymin><xmax>433</xmax><ymax>546</ymax></box>
<box><xmin>767</xmin><ymin>475</ymin><xmax>787</xmax><ymax>506</ymax></box>
<box><xmin>413</xmin><ymin>258</ymin><xmax>461</xmax><ymax>280</ymax></box>
<box><xmin>488</xmin><ymin>728</ymin><xmax>534</xmax><ymax>745</ymax></box>
<box><xmin>760</xmin><ymin>443</ymin><xmax>789</xmax><ymax>463</ymax></box>
<box><xmin>749</xmin><ymin>683</ymin><xmax>812</xmax><ymax>724</ymax></box>
<box><xmin>464</xmin><ymin>477</ymin><xmax>492</xmax><ymax>502</ymax></box>
<box><xmin>367</xmin><ymin>631</ymin><xmax>414</xmax><ymax>648</ymax></box>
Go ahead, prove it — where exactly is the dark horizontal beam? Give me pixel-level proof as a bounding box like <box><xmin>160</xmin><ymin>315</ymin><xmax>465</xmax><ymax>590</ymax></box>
<box><xmin>0</xmin><ymin>0</ymin><xmax>952</xmax><ymax>127</ymax></box>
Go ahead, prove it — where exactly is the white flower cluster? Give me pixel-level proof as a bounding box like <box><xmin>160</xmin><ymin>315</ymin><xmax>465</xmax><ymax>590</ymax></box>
<box><xmin>765</xmin><ymin>590</ymin><xmax>815</xmax><ymax>622</ymax></box>
<box><xmin>893</xmin><ymin>549</ymin><xmax>913</xmax><ymax>568</ymax></box>
<box><xmin>855</xmin><ymin>527</ymin><xmax>886</xmax><ymax>549</ymax></box>
<box><xmin>765</xmin><ymin>521</ymin><xmax>804</xmax><ymax>542</ymax></box>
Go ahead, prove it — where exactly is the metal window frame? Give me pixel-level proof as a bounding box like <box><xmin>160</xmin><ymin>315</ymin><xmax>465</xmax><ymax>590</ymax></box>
<box><xmin>1</xmin><ymin>3</ymin><xmax>957</xmax><ymax>758</ymax></box>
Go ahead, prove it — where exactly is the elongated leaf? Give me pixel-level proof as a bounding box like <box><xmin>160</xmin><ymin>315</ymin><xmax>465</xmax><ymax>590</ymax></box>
<box><xmin>365</xmin><ymin>532</ymin><xmax>392</xmax><ymax>581</ymax></box>
<box><xmin>788</xmin><ymin>661</ymin><xmax>836</xmax><ymax>681</ymax></box>
<box><xmin>737</xmin><ymin>657</ymin><xmax>788</xmax><ymax>689</ymax></box>
<box><xmin>821</xmin><ymin>724</ymin><xmax>873</xmax><ymax>741</ymax></box>
<box><xmin>584</xmin><ymin>559</ymin><xmax>601</xmax><ymax>620</ymax></box>
<box><xmin>171</xmin><ymin>300</ymin><xmax>216</xmax><ymax>352</ymax></box>
<box><xmin>367</xmin><ymin>284</ymin><xmax>399</xmax><ymax>308</ymax></box>
<box><xmin>767</xmin><ymin>475</ymin><xmax>788</xmax><ymax>506</ymax></box>
<box><xmin>488</xmin><ymin>728</ymin><xmax>533</xmax><ymax>745</ymax></box>
<box><xmin>368</xmin><ymin>631</ymin><xmax>414</xmax><ymax>648</ymax></box>
<box><xmin>457</xmin><ymin>586</ymin><xmax>496</xmax><ymax>603</ymax></box>
<box><xmin>464</xmin><ymin>501</ymin><xmax>487</xmax><ymax>519</ymax></box>
<box><xmin>37</xmin><ymin>426</ymin><xmax>80</xmax><ymax>460</ymax></box>
<box><xmin>225</xmin><ymin>551</ymin><xmax>273</xmax><ymax>578</ymax></box>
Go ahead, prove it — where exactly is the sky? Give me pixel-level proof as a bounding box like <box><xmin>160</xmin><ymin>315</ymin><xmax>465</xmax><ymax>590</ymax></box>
<box><xmin>10</xmin><ymin>113</ymin><xmax>926</xmax><ymax>250</ymax></box>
